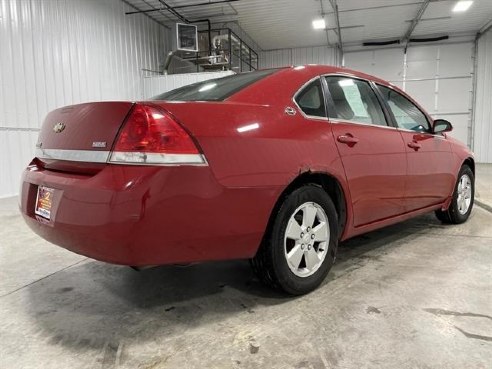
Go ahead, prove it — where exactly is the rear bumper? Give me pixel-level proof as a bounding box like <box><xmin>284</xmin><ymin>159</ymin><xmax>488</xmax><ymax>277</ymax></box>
<box><xmin>20</xmin><ymin>162</ymin><xmax>278</xmax><ymax>266</ymax></box>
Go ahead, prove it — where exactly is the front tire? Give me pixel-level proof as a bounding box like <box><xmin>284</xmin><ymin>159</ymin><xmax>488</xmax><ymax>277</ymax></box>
<box><xmin>435</xmin><ymin>165</ymin><xmax>474</xmax><ymax>224</ymax></box>
<box><xmin>251</xmin><ymin>185</ymin><xmax>338</xmax><ymax>295</ymax></box>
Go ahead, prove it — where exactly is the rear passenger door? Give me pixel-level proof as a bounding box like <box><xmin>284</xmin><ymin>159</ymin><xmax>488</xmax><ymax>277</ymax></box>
<box><xmin>376</xmin><ymin>85</ymin><xmax>455</xmax><ymax>212</ymax></box>
<box><xmin>323</xmin><ymin>76</ymin><xmax>407</xmax><ymax>227</ymax></box>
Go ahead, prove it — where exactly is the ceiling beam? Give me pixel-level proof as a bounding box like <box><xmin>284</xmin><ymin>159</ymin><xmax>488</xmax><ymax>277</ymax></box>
<box><xmin>479</xmin><ymin>19</ymin><xmax>492</xmax><ymax>35</ymax></box>
<box><xmin>157</xmin><ymin>0</ymin><xmax>189</xmax><ymax>23</ymax></box>
<box><xmin>120</xmin><ymin>0</ymin><xmax>170</xmax><ymax>28</ymax></box>
<box><xmin>172</xmin><ymin>0</ymin><xmax>240</xmax><ymax>10</ymax></box>
<box><xmin>125</xmin><ymin>0</ymin><xmax>240</xmax><ymax>15</ymax></box>
<box><xmin>402</xmin><ymin>0</ymin><xmax>431</xmax><ymax>47</ymax></box>
<box><xmin>319</xmin><ymin>0</ymin><xmax>332</xmax><ymax>47</ymax></box>
<box><xmin>323</xmin><ymin>1</ymin><xmax>433</xmax><ymax>16</ymax></box>
<box><xmin>328</xmin><ymin>0</ymin><xmax>343</xmax><ymax>60</ymax></box>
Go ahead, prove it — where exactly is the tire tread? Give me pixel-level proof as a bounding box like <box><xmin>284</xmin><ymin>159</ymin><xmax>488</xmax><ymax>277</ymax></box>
<box><xmin>251</xmin><ymin>184</ymin><xmax>338</xmax><ymax>294</ymax></box>
<box><xmin>435</xmin><ymin>165</ymin><xmax>474</xmax><ymax>224</ymax></box>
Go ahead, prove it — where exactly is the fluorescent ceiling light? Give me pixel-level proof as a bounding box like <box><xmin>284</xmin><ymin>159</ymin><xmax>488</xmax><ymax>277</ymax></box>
<box><xmin>312</xmin><ymin>19</ymin><xmax>326</xmax><ymax>30</ymax></box>
<box><xmin>453</xmin><ymin>1</ymin><xmax>473</xmax><ymax>12</ymax></box>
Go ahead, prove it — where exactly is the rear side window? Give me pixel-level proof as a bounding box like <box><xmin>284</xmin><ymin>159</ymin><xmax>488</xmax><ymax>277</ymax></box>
<box><xmin>294</xmin><ymin>79</ymin><xmax>326</xmax><ymax>118</ymax></box>
<box><xmin>152</xmin><ymin>69</ymin><xmax>278</xmax><ymax>101</ymax></box>
<box><xmin>377</xmin><ymin>85</ymin><xmax>430</xmax><ymax>132</ymax></box>
<box><xmin>324</xmin><ymin>77</ymin><xmax>387</xmax><ymax>126</ymax></box>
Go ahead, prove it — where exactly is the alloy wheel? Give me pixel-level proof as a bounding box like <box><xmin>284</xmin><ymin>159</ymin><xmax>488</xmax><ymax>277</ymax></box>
<box><xmin>457</xmin><ymin>173</ymin><xmax>472</xmax><ymax>215</ymax></box>
<box><xmin>284</xmin><ymin>202</ymin><xmax>330</xmax><ymax>277</ymax></box>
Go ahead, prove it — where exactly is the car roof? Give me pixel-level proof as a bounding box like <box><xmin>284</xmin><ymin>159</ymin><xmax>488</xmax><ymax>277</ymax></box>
<box><xmin>229</xmin><ymin>64</ymin><xmax>400</xmax><ymax>105</ymax></box>
<box><xmin>277</xmin><ymin>64</ymin><xmax>394</xmax><ymax>88</ymax></box>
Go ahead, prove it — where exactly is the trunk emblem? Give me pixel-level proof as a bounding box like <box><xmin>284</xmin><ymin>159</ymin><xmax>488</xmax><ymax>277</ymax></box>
<box><xmin>92</xmin><ymin>141</ymin><xmax>107</xmax><ymax>148</ymax></box>
<box><xmin>53</xmin><ymin>122</ymin><xmax>66</xmax><ymax>133</ymax></box>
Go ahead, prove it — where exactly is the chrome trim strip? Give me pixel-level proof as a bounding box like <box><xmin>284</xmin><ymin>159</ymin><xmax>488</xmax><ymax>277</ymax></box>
<box><xmin>109</xmin><ymin>152</ymin><xmax>208</xmax><ymax>166</ymax></box>
<box><xmin>303</xmin><ymin>115</ymin><xmax>329</xmax><ymax>121</ymax></box>
<box><xmin>329</xmin><ymin>119</ymin><xmax>446</xmax><ymax>138</ymax></box>
<box><xmin>431</xmin><ymin>111</ymin><xmax>470</xmax><ymax>116</ymax></box>
<box><xmin>35</xmin><ymin>148</ymin><xmax>110</xmax><ymax>163</ymax></box>
<box><xmin>35</xmin><ymin>148</ymin><xmax>209</xmax><ymax>165</ymax></box>
<box><xmin>397</xmin><ymin>128</ymin><xmax>446</xmax><ymax>139</ymax></box>
<box><xmin>329</xmin><ymin>118</ymin><xmax>395</xmax><ymax>130</ymax></box>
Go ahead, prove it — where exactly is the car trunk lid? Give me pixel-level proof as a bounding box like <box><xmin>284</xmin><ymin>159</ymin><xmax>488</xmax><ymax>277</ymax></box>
<box><xmin>36</xmin><ymin>102</ymin><xmax>134</xmax><ymax>173</ymax></box>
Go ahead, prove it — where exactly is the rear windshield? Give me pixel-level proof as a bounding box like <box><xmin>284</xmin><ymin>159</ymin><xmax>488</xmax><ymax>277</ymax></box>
<box><xmin>152</xmin><ymin>69</ymin><xmax>279</xmax><ymax>101</ymax></box>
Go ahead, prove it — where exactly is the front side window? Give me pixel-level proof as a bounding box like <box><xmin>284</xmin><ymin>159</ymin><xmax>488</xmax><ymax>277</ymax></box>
<box><xmin>377</xmin><ymin>85</ymin><xmax>430</xmax><ymax>132</ymax></box>
<box><xmin>294</xmin><ymin>79</ymin><xmax>326</xmax><ymax>118</ymax></box>
<box><xmin>324</xmin><ymin>77</ymin><xmax>387</xmax><ymax>126</ymax></box>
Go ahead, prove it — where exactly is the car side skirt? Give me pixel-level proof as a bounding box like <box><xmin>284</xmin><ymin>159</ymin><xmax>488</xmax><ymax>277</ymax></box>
<box><xmin>342</xmin><ymin>202</ymin><xmax>446</xmax><ymax>241</ymax></box>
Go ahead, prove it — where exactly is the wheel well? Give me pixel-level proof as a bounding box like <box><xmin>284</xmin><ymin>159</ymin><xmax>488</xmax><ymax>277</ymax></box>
<box><xmin>463</xmin><ymin>157</ymin><xmax>475</xmax><ymax>174</ymax></box>
<box><xmin>264</xmin><ymin>171</ymin><xmax>347</xmax><ymax>242</ymax></box>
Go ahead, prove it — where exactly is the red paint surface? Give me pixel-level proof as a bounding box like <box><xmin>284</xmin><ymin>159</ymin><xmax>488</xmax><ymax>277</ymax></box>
<box><xmin>20</xmin><ymin>65</ymin><xmax>474</xmax><ymax>266</ymax></box>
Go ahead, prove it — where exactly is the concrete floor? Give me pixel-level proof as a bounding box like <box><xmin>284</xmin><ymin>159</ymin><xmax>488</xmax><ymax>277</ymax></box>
<box><xmin>1</xmin><ymin>166</ymin><xmax>491</xmax><ymax>369</ymax></box>
<box><xmin>476</xmin><ymin>163</ymin><xmax>492</xmax><ymax>211</ymax></box>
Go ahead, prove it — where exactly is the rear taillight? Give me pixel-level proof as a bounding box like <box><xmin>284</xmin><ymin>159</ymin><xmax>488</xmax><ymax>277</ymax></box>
<box><xmin>109</xmin><ymin>104</ymin><xmax>206</xmax><ymax>165</ymax></box>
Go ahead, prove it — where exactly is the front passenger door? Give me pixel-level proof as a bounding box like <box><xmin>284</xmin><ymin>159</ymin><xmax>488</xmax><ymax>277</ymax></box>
<box><xmin>324</xmin><ymin>76</ymin><xmax>407</xmax><ymax>227</ymax></box>
<box><xmin>376</xmin><ymin>85</ymin><xmax>455</xmax><ymax>212</ymax></box>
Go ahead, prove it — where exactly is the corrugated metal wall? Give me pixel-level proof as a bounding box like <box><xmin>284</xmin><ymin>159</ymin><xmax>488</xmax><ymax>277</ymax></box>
<box><xmin>0</xmin><ymin>0</ymin><xmax>167</xmax><ymax>197</ymax></box>
<box><xmin>344</xmin><ymin>43</ymin><xmax>474</xmax><ymax>147</ymax></box>
<box><xmin>143</xmin><ymin>71</ymin><xmax>234</xmax><ymax>99</ymax></box>
<box><xmin>473</xmin><ymin>29</ymin><xmax>492</xmax><ymax>163</ymax></box>
<box><xmin>259</xmin><ymin>46</ymin><xmax>335</xmax><ymax>68</ymax></box>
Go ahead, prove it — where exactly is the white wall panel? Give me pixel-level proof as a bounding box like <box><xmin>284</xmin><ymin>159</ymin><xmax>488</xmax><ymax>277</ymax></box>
<box><xmin>0</xmin><ymin>0</ymin><xmax>167</xmax><ymax>197</ymax></box>
<box><xmin>344</xmin><ymin>48</ymin><xmax>404</xmax><ymax>82</ymax></box>
<box><xmin>343</xmin><ymin>50</ymin><xmax>373</xmax><ymax>72</ymax></box>
<box><xmin>372</xmin><ymin>49</ymin><xmax>405</xmax><ymax>81</ymax></box>
<box><xmin>438</xmin><ymin>78</ymin><xmax>472</xmax><ymax>112</ymax></box>
<box><xmin>440</xmin><ymin>43</ymin><xmax>475</xmax><ymax>77</ymax></box>
<box><xmin>345</xmin><ymin>43</ymin><xmax>474</xmax><ymax>147</ymax></box>
<box><xmin>259</xmin><ymin>46</ymin><xmax>335</xmax><ymax>69</ymax></box>
<box><xmin>142</xmin><ymin>71</ymin><xmax>234</xmax><ymax>99</ymax></box>
<box><xmin>260</xmin><ymin>49</ymin><xmax>293</xmax><ymax>69</ymax></box>
<box><xmin>473</xmin><ymin>29</ymin><xmax>492</xmax><ymax>163</ymax></box>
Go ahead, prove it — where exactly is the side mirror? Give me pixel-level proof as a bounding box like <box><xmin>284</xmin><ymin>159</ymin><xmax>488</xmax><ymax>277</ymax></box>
<box><xmin>433</xmin><ymin>119</ymin><xmax>453</xmax><ymax>134</ymax></box>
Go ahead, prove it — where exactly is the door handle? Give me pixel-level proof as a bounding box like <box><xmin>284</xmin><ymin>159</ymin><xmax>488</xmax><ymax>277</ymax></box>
<box><xmin>407</xmin><ymin>141</ymin><xmax>422</xmax><ymax>150</ymax></box>
<box><xmin>337</xmin><ymin>134</ymin><xmax>359</xmax><ymax>146</ymax></box>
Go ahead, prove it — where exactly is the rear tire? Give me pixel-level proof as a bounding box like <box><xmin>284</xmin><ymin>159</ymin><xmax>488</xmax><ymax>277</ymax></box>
<box><xmin>251</xmin><ymin>185</ymin><xmax>338</xmax><ymax>295</ymax></box>
<box><xmin>435</xmin><ymin>165</ymin><xmax>474</xmax><ymax>224</ymax></box>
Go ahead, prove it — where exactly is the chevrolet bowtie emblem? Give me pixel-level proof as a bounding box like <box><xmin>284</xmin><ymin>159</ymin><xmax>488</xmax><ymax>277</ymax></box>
<box><xmin>53</xmin><ymin>122</ymin><xmax>66</xmax><ymax>133</ymax></box>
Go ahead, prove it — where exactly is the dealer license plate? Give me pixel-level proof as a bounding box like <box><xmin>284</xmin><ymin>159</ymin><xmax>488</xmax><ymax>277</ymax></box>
<box><xmin>35</xmin><ymin>186</ymin><xmax>55</xmax><ymax>220</ymax></box>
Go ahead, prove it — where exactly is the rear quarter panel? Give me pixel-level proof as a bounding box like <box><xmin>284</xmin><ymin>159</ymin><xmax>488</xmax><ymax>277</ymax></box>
<box><xmin>159</xmin><ymin>102</ymin><xmax>343</xmax><ymax>185</ymax></box>
<box><xmin>153</xmin><ymin>98</ymin><xmax>350</xmax><ymax>241</ymax></box>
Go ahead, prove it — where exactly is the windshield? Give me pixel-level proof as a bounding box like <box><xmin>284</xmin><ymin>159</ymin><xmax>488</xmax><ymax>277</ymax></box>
<box><xmin>152</xmin><ymin>69</ymin><xmax>279</xmax><ymax>101</ymax></box>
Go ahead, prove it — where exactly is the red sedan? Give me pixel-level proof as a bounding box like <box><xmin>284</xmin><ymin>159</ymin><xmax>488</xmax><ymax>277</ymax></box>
<box><xmin>20</xmin><ymin>65</ymin><xmax>475</xmax><ymax>294</ymax></box>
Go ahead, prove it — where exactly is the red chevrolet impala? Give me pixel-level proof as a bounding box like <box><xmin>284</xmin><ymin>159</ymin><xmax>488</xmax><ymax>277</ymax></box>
<box><xmin>20</xmin><ymin>65</ymin><xmax>475</xmax><ymax>294</ymax></box>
